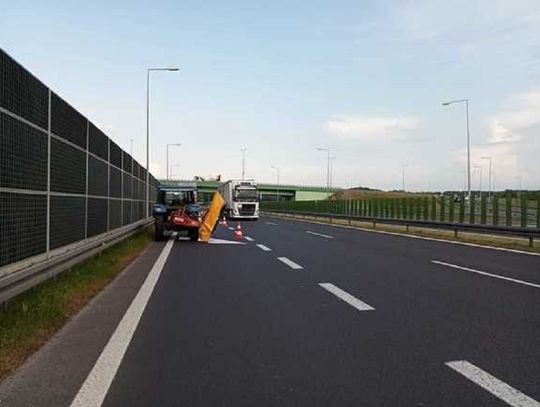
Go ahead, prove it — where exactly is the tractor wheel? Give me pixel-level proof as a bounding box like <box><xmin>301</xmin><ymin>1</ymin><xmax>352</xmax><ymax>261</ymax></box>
<box><xmin>189</xmin><ymin>228</ymin><xmax>199</xmax><ymax>241</ymax></box>
<box><xmin>154</xmin><ymin>218</ymin><xmax>164</xmax><ymax>241</ymax></box>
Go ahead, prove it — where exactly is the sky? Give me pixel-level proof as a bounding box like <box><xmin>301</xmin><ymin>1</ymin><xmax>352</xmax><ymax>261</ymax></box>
<box><xmin>1</xmin><ymin>0</ymin><xmax>539</xmax><ymax>191</ymax></box>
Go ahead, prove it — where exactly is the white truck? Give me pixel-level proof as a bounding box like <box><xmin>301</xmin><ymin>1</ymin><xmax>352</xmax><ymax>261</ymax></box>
<box><xmin>218</xmin><ymin>180</ymin><xmax>259</xmax><ymax>220</ymax></box>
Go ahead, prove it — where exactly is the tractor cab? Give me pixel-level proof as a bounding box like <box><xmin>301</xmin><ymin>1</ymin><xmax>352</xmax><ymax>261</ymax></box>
<box><xmin>153</xmin><ymin>184</ymin><xmax>201</xmax><ymax>241</ymax></box>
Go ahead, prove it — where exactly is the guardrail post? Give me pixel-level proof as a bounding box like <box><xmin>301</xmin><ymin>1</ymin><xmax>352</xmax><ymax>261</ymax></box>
<box><xmin>470</xmin><ymin>193</ymin><xmax>476</xmax><ymax>224</ymax></box>
<box><xmin>506</xmin><ymin>192</ymin><xmax>512</xmax><ymax>227</ymax></box>
<box><xmin>449</xmin><ymin>194</ymin><xmax>455</xmax><ymax>223</ymax></box>
<box><xmin>521</xmin><ymin>192</ymin><xmax>527</xmax><ymax>228</ymax></box>
<box><xmin>493</xmin><ymin>194</ymin><xmax>499</xmax><ymax>226</ymax></box>
<box><xmin>537</xmin><ymin>194</ymin><xmax>540</xmax><ymax>228</ymax></box>
<box><xmin>440</xmin><ymin>195</ymin><xmax>446</xmax><ymax>222</ymax></box>
<box><xmin>459</xmin><ymin>192</ymin><xmax>465</xmax><ymax>223</ymax></box>
<box><xmin>481</xmin><ymin>192</ymin><xmax>487</xmax><ymax>225</ymax></box>
<box><xmin>407</xmin><ymin>198</ymin><xmax>414</xmax><ymax>219</ymax></box>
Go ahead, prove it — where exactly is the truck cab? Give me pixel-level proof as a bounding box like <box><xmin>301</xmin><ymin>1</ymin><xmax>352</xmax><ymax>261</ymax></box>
<box><xmin>153</xmin><ymin>185</ymin><xmax>201</xmax><ymax>241</ymax></box>
<box><xmin>218</xmin><ymin>180</ymin><xmax>259</xmax><ymax>220</ymax></box>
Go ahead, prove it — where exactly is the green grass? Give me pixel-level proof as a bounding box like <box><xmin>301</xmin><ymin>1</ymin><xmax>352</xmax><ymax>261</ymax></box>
<box><xmin>0</xmin><ymin>228</ymin><xmax>152</xmax><ymax>380</ymax></box>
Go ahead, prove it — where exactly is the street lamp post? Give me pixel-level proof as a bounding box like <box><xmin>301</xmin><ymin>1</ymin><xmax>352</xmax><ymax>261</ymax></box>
<box><xmin>401</xmin><ymin>164</ymin><xmax>408</xmax><ymax>192</ymax></box>
<box><xmin>442</xmin><ymin>99</ymin><xmax>471</xmax><ymax>204</ymax></box>
<box><xmin>241</xmin><ymin>147</ymin><xmax>247</xmax><ymax>180</ymax></box>
<box><xmin>481</xmin><ymin>156</ymin><xmax>493</xmax><ymax>197</ymax></box>
<box><xmin>317</xmin><ymin>147</ymin><xmax>331</xmax><ymax>191</ymax></box>
<box><xmin>271</xmin><ymin>166</ymin><xmax>280</xmax><ymax>202</ymax></box>
<box><xmin>166</xmin><ymin>143</ymin><xmax>182</xmax><ymax>180</ymax></box>
<box><xmin>329</xmin><ymin>155</ymin><xmax>336</xmax><ymax>189</ymax></box>
<box><xmin>170</xmin><ymin>164</ymin><xmax>181</xmax><ymax>180</ymax></box>
<box><xmin>474</xmin><ymin>164</ymin><xmax>483</xmax><ymax>192</ymax></box>
<box><xmin>146</xmin><ymin>67</ymin><xmax>179</xmax><ymax>217</ymax></box>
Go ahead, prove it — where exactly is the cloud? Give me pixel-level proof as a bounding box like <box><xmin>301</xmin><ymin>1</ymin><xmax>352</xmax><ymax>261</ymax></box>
<box><xmin>488</xmin><ymin>91</ymin><xmax>540</xmax><ymax>143</ymax></box>
<box><xmin>325</xmin><ymin>114</ymin><xmax>421</xmax><ymax>141</ymax></box>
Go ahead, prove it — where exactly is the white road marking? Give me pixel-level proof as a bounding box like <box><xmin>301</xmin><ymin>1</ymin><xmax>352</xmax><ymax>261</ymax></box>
<box><xmin>432</xmin><ymin>260</ymin><xmax>540</xmax><ymax>290</ymax></box>
<box><xmin>265</xmin><ymin>221</ymin><xmax>278</xmax><ymax>226</ymax></box>
<box><xmin>318</xmin><ymin>283</ymin><xmax>375</xmax><ymax>311</ymax></box>
<box><xmin>70</xmin><ymin>239</ymin><xmax>174</xmax><ymax>407</ymax></box>
<box><xmin>265</xmin><ymin>214</ymin><xmax>540</xmax><ymax>257</ymax></box>
<box><xmin>277</xmin><ymin>257</ymin><xmax>303</xmax><ymax>269</ymax></box>
<box><xmin>446</xmin><ymin>360</ymin><xmax>540</xmax><ymax>407</ymax></box>
<box><xmin>306</xmin><ymin>230</ymin><xmax>334</xmax><ymax>239</ymax></box>
<box><xmin>245</xmin><ymin>236</ymin><xmax>254</xmax><ymax>242</ymax></box>
<box><xmin>227</xmin><ymin>226</ymin><xmax>234</xmax><ymax>231</ymax></box>
<box><xmin>256</xmin><ymin>244</ymin><xmax>272</xmax><ymax>252</ymax></box>
<box><xmin>208</xmin><ymin>238</ymin><xmax>246</xmax><ymax>245</ymax></box>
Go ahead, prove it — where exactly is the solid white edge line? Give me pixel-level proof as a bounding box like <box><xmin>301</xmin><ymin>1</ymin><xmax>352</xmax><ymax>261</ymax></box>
<box><xmin>306</xmin><ymin>230</ymin><xmax>334</xmax><ymax>239</ymax></box>
<box><xmin>446</xmin><ymin>361</ymin><xmax>540</xmax><ymax>407</ymax></box>
<box><xmin>70</xmin><ymin>239</ymin><xmax>175</xmax><ymax>407</ymax></box>
<box><xmin>277</xmin><ymin>257</ymin><xmax>303</xmax><ymax>269</ymax></box>
<box><xmin>318</xmin><ymin>283</ymin><xmax>375</xmax><ymax>311</ymax></box>
<box><xmin>432</xmin><ymin>260</ymin><xmax>540</xmax><ymax>289</ymax></box>
<box><xmin>265</xmin><ymin>215</ymin><xmax>540</xmax><ymax>257</ymax></box>
<box><xmin>245</xmin><ymin>236</ymin><xmax>254</xmax><ymax>242</ymax></box>
<box><xmin>265</xmin><ymin>222</ymin><xmax>278</xmax><ymax>226</ymax></box>
<box><xmin>256</xmin><ymin>244</ymin><xmax>272</xmax><ymax>252</ymax></box>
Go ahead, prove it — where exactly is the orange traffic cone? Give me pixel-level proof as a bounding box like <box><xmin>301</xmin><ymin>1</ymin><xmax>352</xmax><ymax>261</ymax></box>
<box><xmin>234</xmin><ymin>222</ymin><xmax>243</xmax><ymax>239</ymax></box>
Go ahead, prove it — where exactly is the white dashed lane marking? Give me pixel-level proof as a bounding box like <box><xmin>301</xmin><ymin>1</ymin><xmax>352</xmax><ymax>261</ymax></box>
<box><xmin>256</xmin><ymin>244</ymin><xmax>272</xmax><ymax>252</ymax></box>
<box><xmin>446</xmin><ymin>360</ymin><xmax>540</xmax><ymax>407</ymax></box>
<box><xmin>277</xmin><ymin>257</ymin><xmax>303</xmax><ymax>270</ymax></box>
<box><xmin>245</xmin><ymin>236</ymin><xmax>254</xmax><ymax>242</ymax></box>
<box><xmin>306</xmin><ymin>230</ymin><xmax>334</xmax><ymax>239</ymax></box>
<box><xmin>265</xmin><ymin>222</ymin><xmax>278</xmax><ymax>226</ymax></box>
<box><xmin>318</xmin><ymin>283</ymin><xmax>374</xmax><ymax>311</ymax></box>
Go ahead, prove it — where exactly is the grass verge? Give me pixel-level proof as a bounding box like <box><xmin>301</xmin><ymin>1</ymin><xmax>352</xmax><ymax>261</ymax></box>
<box><xmin>270</xmin><ymin>213</ymin><xmax>540</xmax><ymax>254</ymax></box>
<box><xmin>0</xmin><ymin>228</ymin><xmax>153</xmax><ymax>381</ymax></box>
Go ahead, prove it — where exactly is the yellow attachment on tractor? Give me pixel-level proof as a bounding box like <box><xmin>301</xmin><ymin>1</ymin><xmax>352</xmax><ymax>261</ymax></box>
<box><xmin>199</xmin><ymin>192</ymin><xmax>225</xmax><ymax>242</ymax></box>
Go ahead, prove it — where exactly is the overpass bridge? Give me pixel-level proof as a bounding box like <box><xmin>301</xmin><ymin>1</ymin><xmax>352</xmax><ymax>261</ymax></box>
<box><xmin>160</xmin><ymin>180</ymin><xmax>340</xmax><ymax>203</ymax></box>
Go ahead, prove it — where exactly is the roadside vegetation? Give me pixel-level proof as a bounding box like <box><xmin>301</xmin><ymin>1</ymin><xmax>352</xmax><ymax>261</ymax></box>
<box><xmin>0</xmin><ymin>228</ymin><xmax>152</xmax><ymax>380</ymax></box>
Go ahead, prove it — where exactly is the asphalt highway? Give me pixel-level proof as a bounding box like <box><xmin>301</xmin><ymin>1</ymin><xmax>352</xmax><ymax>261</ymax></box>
<box><xmin>1</xmin><ymin>216</ymin><xmax>539</xmax><ymax>406</ymax></box>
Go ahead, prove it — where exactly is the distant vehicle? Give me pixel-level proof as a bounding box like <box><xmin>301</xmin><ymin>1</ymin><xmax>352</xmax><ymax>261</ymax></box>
<box><xmin>218</xmin><ymin>180</ymin><xmax>259</xmax><ymax>220</ymax></box>
<box><xmin>152</xmin><ymin>184</ymin><xmax>201</xmax><ymax>241</ymax></box>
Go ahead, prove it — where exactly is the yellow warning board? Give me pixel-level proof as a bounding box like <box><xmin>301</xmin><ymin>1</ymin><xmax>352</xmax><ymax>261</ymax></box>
<box><xmin>199</xmin><ymin>192</ymin><xmax>225</xmax><ymax>242</ymax></box>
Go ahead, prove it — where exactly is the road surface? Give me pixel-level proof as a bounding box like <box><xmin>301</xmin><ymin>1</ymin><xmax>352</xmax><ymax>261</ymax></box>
<box><xmin>1</xmin><ymin>216</ymin><xmax>539</xmax><ymax>406</ymax></box>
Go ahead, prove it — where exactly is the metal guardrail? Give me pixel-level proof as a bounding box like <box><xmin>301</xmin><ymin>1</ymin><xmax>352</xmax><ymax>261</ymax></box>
<box><xmin>0</xmin><ymin>218</ymin><xmax>152</xmax><ymax>305</ymax></box>
<box><xmin>263</xmin><ymin>210</ymin><xmax>540</xmax><ymax>247</ymax></box>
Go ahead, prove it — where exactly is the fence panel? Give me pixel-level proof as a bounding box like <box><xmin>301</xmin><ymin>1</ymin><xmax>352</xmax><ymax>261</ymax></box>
<box><xmin>0</xmin><ymin>49</ymin><xmax>158</xmax><ymax>270</ymax></box>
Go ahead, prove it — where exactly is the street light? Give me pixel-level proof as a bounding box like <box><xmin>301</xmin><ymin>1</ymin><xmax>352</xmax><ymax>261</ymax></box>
<box><xmin>442</xmin><ymin>99</ymin><xmax>471</xmax><ymax>204</ymax></box>
<box><xmin>317</xmin><ymin>147</ymin><xmax>331</xmax><ymax>191</ymax></box>
<box><xmin>166</xmin><ymin>143</ymin><xmax>182</xmax><ymax>180</ymax></box>
<box><xmin>473</xmin><ymin>164</ymin><xmax>483</xmax><ymax>192</ymax></box>
<box><xmin>481</xmin><ymin>156</ymin><xmax>493</xmax><ymax>197</ymax></box>
<box><xmin>170</xmin><ymin>164</ymin><xmax>181</xmax><ymax>180</ymax></box>
<box><xmin>329</xmin><ymin>155</ymin><xmax>336</xmax><ymax>189</ymax></box>
<box><xmin>146</xmin><ymin>67</ymin><xmax>179</xmax><ymax>217</ymax></box>
<box><xmin>241</xmin><ymin>147</ymin><xmax>247</xmax><ymax>180</ymax></box>
<box><xmin>514</xmin><ymin>175</ymin><xmax>522</xmax><ymax>197</ymax></box>
<box><xmin>401</xmin><ymin>163</ymin><xmax>408</xmax><ymax>192</ymax></box>
<box><xmin>271</xmin><ymin>166</ymin><xmax>280</xmax><ymax>202</ymax></box>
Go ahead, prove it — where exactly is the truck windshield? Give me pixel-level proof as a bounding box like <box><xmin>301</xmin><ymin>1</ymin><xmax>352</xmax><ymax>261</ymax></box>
<box><xmin>234</xmin><ymin>187</ymin><xmax>258</xmax><ymax>201</ymax></box>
